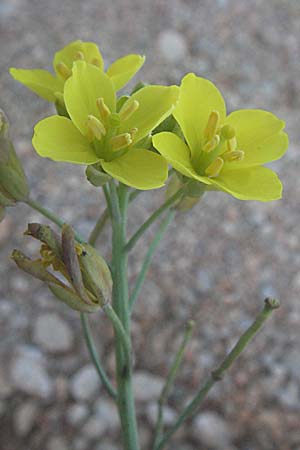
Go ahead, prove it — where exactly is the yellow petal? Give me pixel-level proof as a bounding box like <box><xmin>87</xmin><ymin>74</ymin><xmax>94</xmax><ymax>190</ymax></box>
<box><xmin>53</xmin><ymin>40</ymin><xmax>104</xmax><ymax>75</ymax></box>
<box><xmin>118</xmin><ymin>85</ymin><xmax>179</xmax><ymax>144</ymax></box>
<box><xmin>9</xmin><ymin>68</ymin><xmax>63</xmax><ymax>102</ymax></box>
<box><xmin>225</xmin><ymin>110</ymin><xmax>288</xmax><ymax>167</ymax></box>
<box><xmin>32</xmin><ymin>115</ymin><xmax>99</xmax><ymax>164</ymax></box>
<box><xmin>64</xmin><ymin>61</ymin><xmax>116</xmax><ymax>135</ymax></box>
<box><xmin>107</xmin><ymin>54</ymin><xmax>145</xmax><ymax>90</ymax></box>
<box><xmin>174</xmin><ymin>73</ymin><xmax>226</xmax><ymax>157</ymax></box>
<box><xmin>101</xmin><ymin>148</ymin><xmax>168</xmax><ymax>189</ymax></box>
<box><xmin>210</xmin><ymin>166</ymin><xmax>282</xmax><ymax>201</ymax></box>
<box><xmin>153</xmin><ymin>132</ymin><xmax>210</xmax><ymax>185</ymax></box>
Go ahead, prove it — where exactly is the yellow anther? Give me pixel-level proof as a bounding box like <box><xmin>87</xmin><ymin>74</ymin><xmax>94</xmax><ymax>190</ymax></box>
<box><xmin>204</xmin><ymin>111</ymin><xmax>220</xmax><ymax>140</ymax></box>
<box><xmin>223</xmin><ymin>150</ymin><xmax>244</xmax><ymax>162</ymax></box>
<box><xmin>119</xmin><ymin>100</ymin><xmax>139</xmax><ymax>122</ymax></box>
<box><xmin>74</xmin><ymin>51</ymin><xmax>85</xmax><ymax>60</ymax></box>
<box><xmin>221</xmin><ymin>124</ymin><xmax>236</xmax><ymax>140</ymax></box>
<box><xmin>56</xmin><ymin>62</ymin><xmax>72</xmax><ymax>80</ymax></box>
<box><xmin>205</xmin><ymin>157</ymin><xmax>224</xmax><ymax>177</ymax></box>
<box><xmin>110</xmin><ymin>133</ymin><xmax>132</xmax><ymax>151</ymax></box>
<box><xmin>86</xmin><ymin>115</ymin><xmax>106</xmax><ymax>140</ymax></box>
<box><xmin>203</xmin><ymin>135</ymin><xmax>220</xmax><ymax>153</ymax></box>
<box><xmin>227</xmin><ymin>136</ymin><xmax>237</xmax><ymax>152</ymax></box>
<box><xmin>91</xmin><ymin>58</ymin><xmax>102</xmax><ymax>68</ymax></box>
<box><xmin>96</xmin><ymin>98</ymin><xmax>111</xmax><ymax>120</ymax></box>
<box><xmin>130</xmin><ymin>127</ymin><xmax>138</xmax><ymax>140</ymax></box>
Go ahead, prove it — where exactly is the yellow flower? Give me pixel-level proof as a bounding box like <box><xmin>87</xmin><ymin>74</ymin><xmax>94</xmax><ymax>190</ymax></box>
<box><xmin>32</xmin><ymin>61</ymin><xmax>179</xmax><ymax>190</ymax></box>
<box><xmin>10</xmin><ymin>40</ymin><xmax>145</xmax><ymax>102</ymax></box>
<box><xmin>153</xmin><ymin>73</ymin><xmax>288</xmax><ymax>201</ymax></box>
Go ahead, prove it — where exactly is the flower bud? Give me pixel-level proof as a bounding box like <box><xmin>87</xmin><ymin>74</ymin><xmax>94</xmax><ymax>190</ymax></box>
<box><xmin>86</xmin><ymin>165</ymin><xmax>111</xmax><ymax>187</ymax></box>
<box><xmin>78</xmin><ymin>244</ymin><xmax>112</xmax><ymax>306</ymax></box>
<box><xmin>0</xmin><ymin>109</ymin><xmax>29</xmax><ymax>202</ymax></box>
<box><xmin>48</xmin><ymin>283</ymin><xmax>99</xmax><ymax>313</ymax></box>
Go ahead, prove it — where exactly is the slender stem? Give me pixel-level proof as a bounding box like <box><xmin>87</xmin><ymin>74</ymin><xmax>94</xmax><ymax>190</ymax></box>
<box><xmin>24</xmin><ymin>197</ymin><xmax>85</xmax><ymax>243</ymax></box>
<box><xmin>125</xmin><ymin>187</ymin><xmax>185</xmax><ymax>253</ymax></box>
<box><xmin>88</xmin><ymin>209</ymin><xmax>109</xmax><ymax>246</ymax></box>
<box><xmin>153</xmin><ymin>320</ymin><xmax>195</xmax><ymax>449</ymax></box>
<box><xmin>110</xmin><ymin>181</ymin><xmax>140</xmax><ymax>450</ymax></box>
<box><xmin>103</xmin><ymin>303</ymin><xmax>132</xmax><ymax>365</ymax></box>
<box><xmin>80</xmin><ymin>313</ymin><xmax>116</xmax><ymax>399</ymax></box>
<box><xmin>155</xmin><ymin>298</ymin><xmax>280</xmax><ymax>450</ymax></box>
<box><xmin>130</xmin><ymin>210</ymin><xmax>175</xmax><ymax>311</ymax></box>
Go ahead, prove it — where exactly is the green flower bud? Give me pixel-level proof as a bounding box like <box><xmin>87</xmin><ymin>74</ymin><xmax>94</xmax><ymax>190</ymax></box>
<box><xmin>11</xmin><ymin>249</ymin><xmax>62</xmax><ymax>285</ymax></box>
<box><xmin>48</xmin><ymin>283</ymin><xmax>99</xmax><ymax>313</ymax></box>
<box><xmin>86</xmin><ymin>165</ymin><xmax>111</xmax><ymax>187</ymax></box>
<box><xmin>0</xmin><ymin>109</ymin><xmax>29</xmax><ymax>202</ymax></box>
<box><xmin>25</xmin><ymin>223</ymin><xmax>62</xmax><ymax>258</ymax></box>
<box><xmin>78</xmin><ymin>244</ymin><xmax>112</xmax><ymax>306</ymax></box>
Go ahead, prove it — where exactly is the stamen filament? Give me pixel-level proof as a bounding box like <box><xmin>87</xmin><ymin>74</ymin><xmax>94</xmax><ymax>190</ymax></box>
<box><xmin>96</xmin><ymin>98</ymin><xmax>111</xmax><ymax>120</ymax></box>
<box><xmin>110</xmin><ymin>133</ymin><xmax>132</xmax><ymax>151</ymax></box>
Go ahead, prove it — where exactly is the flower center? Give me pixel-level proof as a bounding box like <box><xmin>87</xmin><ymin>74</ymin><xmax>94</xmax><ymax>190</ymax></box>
<box><xmin>55</xmin><ymin>51</ymin><xmax>103</xmax><ymax>81</ymax></box>
<box><xmin>192</xmin><ymin>111</ymin><xmax>244</xmax><ymax>178</ymax></box>
<box><xmin>85</xmin><ymin>97</ymin><xmax>139</xmax><ymax>161</ymax></box>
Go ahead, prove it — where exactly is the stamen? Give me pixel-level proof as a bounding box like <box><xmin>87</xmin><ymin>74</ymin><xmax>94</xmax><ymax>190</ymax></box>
<box><xmin>227</xmin><ymin>136</ymin><xmax>237</xmax><ymax>152</ymax></box>
<box><xmin>96</xmin><ymin>98</ymin><xmax>111</xmax><ymax>120</ymax></box>
<box><xmin>119</xmin><ymin>100</ymin><xmax>139</xmax><ymax>122</ymax></box>
<box><xmin>223</xmin><ymin>150</ymin><xmax>244</xmax><ymax>162</ymax></box>
<box><xmin>203</xmin><ymin>135</ymin><xmax>220</xmax><ymax>153</ymax></box>
<box><xmin>74</xmin><ymin>51</ymin><xmax>85</xmax><ymax>60</ymax></box>
<box><xmin>86</xmin><ymin>115</ymin><xmax>106</xmax><ymax>140</ymax></box>
<box><xmin>56</xmin><ymin>62</ymin><xmax>72</xmax><ymax>80</ymax></box>
<box><xmin>204</xmin><ymin>111</ymin><xmax>220</xmax><ymax>140</ymax></box>
<box><xmin>110</xmin><ymin>133</ymin><xmax>132</xmax><ymax>151</ymax></box>
<box><xmin>91</xmin><ymin>58</ymin><xmax>102</xmax><ymax>68</ymax></box>
<box><xmin>130</xmin><ymin>127</ymin><xmax>138</xmax><ymax>140</ymax></box>
<box><xmin>205</xmin><ymin>157</ymin><xmax>224</xmax><ymax>177</ymax></box>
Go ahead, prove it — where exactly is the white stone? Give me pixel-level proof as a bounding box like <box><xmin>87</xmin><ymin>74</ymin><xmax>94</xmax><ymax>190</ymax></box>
<box><xmin>133</xmin><ymin>372</ymin><xmax>164</xmax><ymax>402</ymax></box>
<box><xmin>94</xmin><ymin>399</ymin><xmax>119</xmax><ymax>430</ymax></box>
<box><xmin>146</xmin><ymin>402</ymin><xmax>176</xmax><ymax>427</ymax></box>
<box><xmin>14</xmin><ymin>402</ymin><xmax>39</xmax><ymax>436</ymax></box>
<box><xmin>82</xmin><ymin>415</ymin><xmax>107</xmax><ymax>439</ymax></box>
<box><xmin>70</xmin><ymin>364</ymin><xmax>101</xmax><ymax>401</ymax></box>
<box><xmin>67</xmin><ymin>403</ymin><xmax>88</xmax><ymax>426</ymax></box>
<box><xmin>193</xmin><ymin>412</ymin><xmax>231</xmax><ymax>448</ymax></box>
<box><xmin>11</xmin><ymin>353</ymin><xmax>53</xmax><ymax>399</ymax></box>
<box><xmin>33</xmin><ymin>313</ymin><xmax>73</xmax><ymax>353</ymax></box>
<box><xmin>157</xmin><ymin>30</ymin><xmax>188</xmax><ymax>62</ymax></box>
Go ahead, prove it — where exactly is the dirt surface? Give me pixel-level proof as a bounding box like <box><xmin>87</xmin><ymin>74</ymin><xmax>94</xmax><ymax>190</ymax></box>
<box><xmin>0</xmin><ymin>0</ymin><xmax>300</xmax><ymax>449</ymax></box>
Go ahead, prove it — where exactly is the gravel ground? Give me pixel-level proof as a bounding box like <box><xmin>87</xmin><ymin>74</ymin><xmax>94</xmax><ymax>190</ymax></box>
<box><xmin>1</xmin><ymin>0</ymin><xmax>300</xmax><ymax>449</ymax></box>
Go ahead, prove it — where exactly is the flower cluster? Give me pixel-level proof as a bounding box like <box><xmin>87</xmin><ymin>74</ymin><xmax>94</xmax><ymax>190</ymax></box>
<box><xmin>10</xmin><ymin>40</ymin><xmax>288</xmax><ymax>201</ymax></box>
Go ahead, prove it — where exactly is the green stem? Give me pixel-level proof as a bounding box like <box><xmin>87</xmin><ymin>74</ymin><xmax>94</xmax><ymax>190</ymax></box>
<box><xmin>80</xmin><ymin>313</ymin><xmax>116</xmax><ymax>399</ymax></box>
<box><xmin>125</xmin><ymin>187</ymin><xmax>185</xmax><ymax>253</ymax></box>
<box><xmin>155</xmin><ymin>298</ymin><xmax>280</xmax><ymax>450</ymax></box>
<box><xmin>129</xmin><ymin>210</ymin><xmax>175</xmax><ymax>311</ymax></box>
<box><xmin>88</xmin><ymin>208</ymin><xmax>109</xmax><ymax>246</ymax></box>
<box><xmin>153</xmin><ymin>320</ymin><xmax>195</xmax><ymax>449</ymax></box>
<box><xmin>103</xmin><ymin>303</ymin><xmax>132</xmax><ymax>365</ymax></box>
<box><xmin>24</xmin><ymin>197</ymin><xmax>85</xmax><ymax>243</ymax></box>
<box><xmin>110</xmin><ymin>181</ymin><xmax>140</xmax><ymax>450</ymax></box>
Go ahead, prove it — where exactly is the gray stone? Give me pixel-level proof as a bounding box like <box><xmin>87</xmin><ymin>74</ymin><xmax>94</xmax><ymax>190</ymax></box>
<box><xmin>283</xmin><ymin>349</ymin><xmax>300</xmax><ymax>378</ymax></box>
<box><xmin>33</xmin><ymin>313</ymin><xmax>73</xmax><ymax>353</ymax></box>
<box><xmin>47</xmin><ymin>436</ymin><xmax>68</xmax><ymax>450</ymax></box>
<box><xmin>277</xmin><ymin>381</ymin><xmax>300</xmax><ymax>410</ymax></box>
<box><xmin>193</xmin><ymin>412</ymin><xmax>231</xmax><ymax>448</ymax></box>
<box><xmin>157</xmin><ymin>30</ymin><xmax>188</xmax><ymax>62</ymax></box>
<box><xmin>11</xmin><ymin>351</ymin><xmax>53</xmax><ymax>399</ymax></box>
<box><xmin>0</xmin><ymin>369</ymin><xmax>13</xmax><ymax>398</ymax></box>
<box><xmin>67</xmin><ymin>403</ymin><xmax>89</xmax><ymax>426</ymax></box>
<box><xmin>70</xmin><ymin>364</ymin><xmax>101</xmax><ymax>401</ymax></box>
<box><xmin>82</xmin><ymin>415</ymin><xmax>107</xmax><ymax>438</ymax></box>
<box><xmin>133</xmin><ymin>372</ymin><xmax>164</xmax><ymax>402</ymax></box>
<box><xmin>14</xmin><ymin>401</ymin><xmax>39</xmax><ymax>436</ymax></box>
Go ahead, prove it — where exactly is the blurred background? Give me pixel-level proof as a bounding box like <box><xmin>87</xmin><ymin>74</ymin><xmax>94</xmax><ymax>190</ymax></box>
<box><xmin>0</xmin><ymin>0</ymin><xmax>299</xmax><ymax>449</ymax></box>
